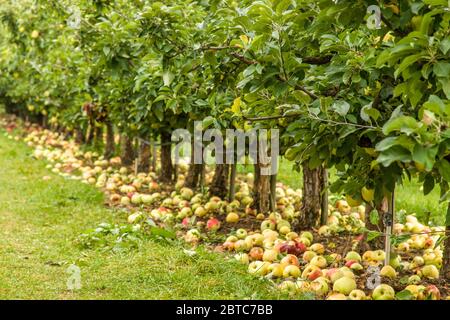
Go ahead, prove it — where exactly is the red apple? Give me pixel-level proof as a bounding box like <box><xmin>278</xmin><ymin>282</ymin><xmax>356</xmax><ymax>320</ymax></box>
<box><xmin>249</xmin><ymin>247</ymin><xmax>264</xmax><ymax>261</ymax></box>
<box><xmin>206</xmin><ymin>217</ymin><xmax>221</xmax><ymax>231</ymax></box>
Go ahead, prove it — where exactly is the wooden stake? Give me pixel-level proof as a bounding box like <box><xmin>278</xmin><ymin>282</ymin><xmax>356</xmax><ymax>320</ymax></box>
<box><xmin>229</xmin><ymin>161</ymin><xmax>237</xmax><ymax>202</ymax></box>
<box><xmin>384</xmin><ymin>188</ymin><xmax>395</xmax><ymax>266</ymax></box>
<box><xmin>270</xmin><ymin>174</ymin><xmax>277</xmax><ymax>212</ymax></box>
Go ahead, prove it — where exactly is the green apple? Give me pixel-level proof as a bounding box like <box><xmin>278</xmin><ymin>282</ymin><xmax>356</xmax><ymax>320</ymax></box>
<box><xmin>300</xmin><ymin>231</ymin><xmax>313</xmax><ymax>242</ymax></box>
<box><xmin>234</xmin><ymin>253</ymin><xmax>249</xmax><ymax>264</ymax></box>
<box><xmin>302</xmin><ymin>250</ymin><xmax>317</xmax><ymax>262</ymax></box>
<box><xmin>349</xmin><ymin>289</ymin><xmax>367</xmax><ymax>300</ymax></box>
<box><xmin>248</xmin><ymin>261</ymin><xmax>270</xmax><ymax>276</ymax></box>
<box><xmin>268</xmin><ymin>263</ymin><xmax>284</xmax><ymax>278</ymax></box>
<box><xmin>236</xmin><ymin>228</ymin><xmax>247</xmax><ymax>239</ymax></box>
<box><xmin>310</xmin><ymin>277</ymin><xmax>329</xmax><ymax>296</ymax></box>
<box><xmin>310</xmin><ymin>255</ymin><xmax>328</xmax><ymax>268</ymax></box>
<box><xmin>262</xmin><ymin>249</ymin><xmax>278</xmax><ymax>262</ymax></box>
<box><xmin>408</xmin><ymin>275</ymin><xmax>421</xmax><ymax>285</ymax></box>
<box><xmin>278</xmin><ymin>280</ymin><xmax>298</xmax><ymax>295</ymax></box>
<box><xmin>344</xmin><ymin>251</ymin><xmax>362</xmax><ymax>262</ymax></box>
<box><xmin>333</xmin><ymin>276</ymin><xmax>356</xmax><ymax>295</ymax></box>
<box><xmin>421</xmin><ymin>265</ymin><xmax>439</xmax><ymax>279</ymax></box>
<box><xmin>326</xmin><ymin>268</ymin><xmax>345</xmax><ymax>283</ymax></box>
<box><xmin>309</xmin><ymin>243</ymin><xmax>325</xmax><ymax>254</ymax></box>
<box><xmin>372</xmin><ymin>250</ymin><xmax>386</xmax><ymax>262</ymax></box>
<box><xmin>318</xmin><ymin>225</ymin><xmax>331</xmax><ymax>236</ymax></box>
<box><xmin>282</xmin><ymin>265</ymin><xmax>301</xmax><ymax>278</ymax></box>
<box><xmin>327</xmin><ymin>293</ymin><xmax>347</xmax><ymax>300</ymax></box>
<box><xmin>261</xmin><ymin>219</ymin><xmax>276</xmax><ymax>231</ymax></box>
<box><xmin>372</xmin><ymin>284</ymin><xmax>395</xmax><ymax>300</ymax></box>
<box><xmin>380</xmin><ymin>265</ymin><xmax>397</xmax><ymax>279</ymax></box>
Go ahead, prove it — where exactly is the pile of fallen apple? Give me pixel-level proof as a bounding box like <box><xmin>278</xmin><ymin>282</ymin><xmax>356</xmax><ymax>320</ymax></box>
<box><xmin>2</xmin><ymin>118</ymin><xmax>449</xmax><ymax>300</ymax></box>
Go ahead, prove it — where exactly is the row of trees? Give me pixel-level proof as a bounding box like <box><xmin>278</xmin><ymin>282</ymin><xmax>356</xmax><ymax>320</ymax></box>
<box><xmin>0</xmin><ymin>0</ymin><xmax>449</xmax><ymax>276</ymax></box>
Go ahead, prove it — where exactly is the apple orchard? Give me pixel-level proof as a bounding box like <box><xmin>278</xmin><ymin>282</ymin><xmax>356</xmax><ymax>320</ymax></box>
<box><xmin>0</xmin><ymin>0</ymin><xmax>449</xmax><ymax>300</ymax></box>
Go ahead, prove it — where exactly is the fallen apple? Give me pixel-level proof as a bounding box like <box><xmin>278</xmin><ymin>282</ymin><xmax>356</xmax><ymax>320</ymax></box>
<box><xmin>282</xmin><ymin>265</ymin><xmax>301</xmax><ymax>278</ymax></box>
<box><xmin>372</xmin><ymin>284</ymin><xmax>395</xmax><ymax>300</ymax></box>
<box><xmin>348</xmin><ymin>289</ymin><xmax>366</xmax><ymax>300</ymax></box>
<box><xmin>263</xmin><ymin>249</ymin><xmax>279</xmax><ymax>262</ymax></box>
<box><xmin>226</xmin><ymin>212</ymin><xmax>239</xmax><ymax>223</ymax></box>
<box><xmin>333</xmin><ymin>276</ymin><xmax>356</xmax><ymax>295</ymax></box>
<box><xmin>420</xmin><ymin>264</ymin><xmax>439</xmax><ymax>279</ymax></box>
<box><xmin>310</xmin><ymin>255</ymin><xmax>328</xmax><ymax>268</ymax></box>
<box><xmin>249</xmin><ymin>247</ymin><xmax>264</xmax><ymax>261</ymax></box>
<box><xmin>310</xmin><ymin>277</ymin><xmax>329</xmax><ymax>296</ymax></box>
<box><xmin>206</xmin><ymin>218</ymin><xmax>221</xmax><ymax>231</ymax></box>
<box><xmin>380</xmin><ymin>265</ymin><xmax>397</xmax><ymax>279</ymax></box>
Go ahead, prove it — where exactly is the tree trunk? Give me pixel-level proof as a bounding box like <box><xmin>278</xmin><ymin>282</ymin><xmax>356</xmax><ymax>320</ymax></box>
<box><xmin>104</xmin><ymin>120</ymin><xmax>115</xmax><ymax>159</ymax></box>
<box><xmin>228</xmin><ymin>162</ymin><xmax>237</xmax><ymax>201</ymax></box>
<box><xmin>86</xmin><ymin>123</ymin><xmax>95</xmax><ymax>145</ymax></box>
<box><xmin>94</xmin><ymin>125</ymin><xmax>103</xmax><ymax>146</ymax></box>
<box><xmin>210</xmin><ymin>164</ymin><xmax>229</xmax><ymax>199</ymax></box>
<box><xmin>253</xmin><ymin>163</ymin><xmax>270</xmax><ymax>214</ymax></box>
<box><xmin>443</xmin><ymin>204</ymin><xmax>450</xmax><ymax>279</ymax></box>
<box><xmin>137</xmin><ymin>140</ymin><xmax>151</xmax><ymax>173</ymax></box>
<box><xmin>120</xmin><ymin>135</ymin><xmax>135</xmax><ymax>166</ymax></box>
<box><xmin>159</xmin><ymin>132</ymin><xmax>173</xmax><ymax>183</ymax></box>
<box><xmin>184</xmin><ymin>139</ymin><xmax>202</xmax><ymax>189</ymax></box>
<box><xmin>360</xmin><ymin>198</ymin><xmax>387</xmax><ymax>251</ymax></box>
<box><xmin>75</xmin><ymin>129</ymin><xmax>85</xmax><ymax>144</ymax></box>
<box><xmin>300</xmin><ymin>163</ymin><xmax>326</xmax><ymax>229</ymax></box>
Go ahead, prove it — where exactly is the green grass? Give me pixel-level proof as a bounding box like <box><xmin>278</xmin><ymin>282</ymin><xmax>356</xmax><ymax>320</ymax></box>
<box><xmin>0</xmin><ymin>131</ymin><xmax>283</xmax><ymax>300</ymax></box>
<box><xmin>238</xmin><ymin>158</ymin><xmax>446</xmax><ymax>226</ymax></box>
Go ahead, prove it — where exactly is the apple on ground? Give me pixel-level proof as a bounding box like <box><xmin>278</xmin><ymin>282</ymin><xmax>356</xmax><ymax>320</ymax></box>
<box><xmin>282</xmin><ymin>265</ymin><xmax>301</xmax><ymax>278</ymax></box>
<box><xmin>310</xmin><ymin>255</ymin><xmax>327</xmax><ymax>268</ymax></box>
<box><xmin>206</xmin><ymin>218</ymin><xmax>221</xmax><ymax>231</ymax></box>
<box><xmin>420</xmin><ymin>265</ymin><xmax>439</xmax><ymax>279</ymax></box>
<box><xmin>348</xmin><ymin>289</ymin><xmax>366</xmax><ymax>300</ymax></box>
<box><xmin>249</xmin><ymin>247</ymin><xmax>264</xmax><ymax>261</ymax></box>
<box><xmin>248</xmin><ymin>261</ymin><xmax>270</xmax><ymax>276</ymax></box>
<box><xmin>333</xmin><ymin>276</ymin><xmax>356</xmax><ymax>295</ymax></box>
<box><xmin>234</xmin><ymin>253</ymin><xmax>249</xmax><ymax>264</ymax></box>
<box><xmin>372</xmin><ymin>284</ymin><xmax>395</xmax><ymax>300</ymax></box>
<box><xmin>309</xmin><ymin>243</ymin><xmax>325</xmax><ymax>255</ymax></box>
<box><xmin>380</xmin><ymin>265</ymin><xmax>397</xmax><ymax>279</ymax></box>
<box><xmin>310</xmin><ymin>277</ymin><xmax>329</xmax><ymax>296</ymax></box>
<box><xmin>262</xmin><ymin>249</ymin><xmax>279</xmax><ymax>262</ymax></box>
<box><xmin>302</xmin><ymin>264</ymin><xmax>322</xmax><ymax>281</ymax></box>
<box><xmin>278</xmin><ymin>281</ymin><xmax>298</xmax><ymax>295</ymax></box>
<box><xmin>280</xmin><ymin>254</ymin><xmax>299</xmax><ymax>267</ymax></box>
<box><xmin>327</xmin><ymin>293</ymin><xmax>347</xmax><ymax>300</ymax></box>
<box><xmin>268</xmin><ymin>263</ymin><xmax>284</xmax><ymax>278</ymax></box>
<box><xmin>344</xmin><ymin>251</ymin><xmax>361</xmax><ymax>262</ymax></box>
<box><xmin>236</xmin><ymin>228</ymin><xmax>247</xmax><ymax>239</ymax></box>
<box><xmin>226</xmin><ymin>212</ymin><xmax>240</xmax><ymax>223</ymax></box>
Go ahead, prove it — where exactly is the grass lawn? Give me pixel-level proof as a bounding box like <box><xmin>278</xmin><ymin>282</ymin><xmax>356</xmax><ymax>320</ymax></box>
<box><xmin>0</xmin><ymin>131</ymin><xmax>282</xmax><ymax>300</ymax></box>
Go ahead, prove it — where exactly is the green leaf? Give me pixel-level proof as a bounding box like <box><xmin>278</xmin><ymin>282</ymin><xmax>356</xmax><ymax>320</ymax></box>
<box><xmin>423</xmin><ymin>174</ymin><xmax>435</xmax><ymax>195</ymax></box>
<box><xmin>438</xmin><ymin>159</ymin><xmax>450</xmax><ymax>182</ymax></box>
<box><xmin>382</xmin><ymin>116</ymin><xmax>420</xmax><ymax>136</ymax></box>
<box><xmin>394</xmin><ymin>53</ymin><xmax>424</xmax><ymax>79</ymax></box>
<box><xmin>412</xmin><ymin>144</ymin><xmax>438</xmax><ymax>171</ymax></box>
<box><xmin>433</xmin><ymin>62</ymin><xmax>450</xmax><ymax>78</ymax></box>
<box><xmin>377</xmin><ymin>146</ymin><xmax>412</xmax><ymax>166</ymax></box>
<box><xmin>439</xmin><ymin>37</ymin><xmax>450</xmax><ymax>54</ymax></box>
<box><xmin>332</xmin><ymin>100</ymin><xmax>350</xmax><ymax>116</ymax></box>
<box><xmin>375</xmin><ymin>136</ymin><xmax>415</xmax><ymax>152</ymax></box>
<box><xmin>396</xmin><ymin>290</ymin><xmax>414</xmax><ymax>300</ymax></box>
<box><xmin>438</xmin><ymin>78</ymin><xmax>450</xmax><ymax>99</ymax></box>
<box><xmin>149</xmin><ymin>226</ymin><xmax>176</xmax><ymax>239</ymax></box>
